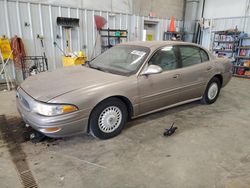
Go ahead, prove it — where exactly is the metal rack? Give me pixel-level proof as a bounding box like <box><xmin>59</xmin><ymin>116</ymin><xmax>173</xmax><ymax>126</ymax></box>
<box><xmin>232</xmin><ymin>37</ymin><xmax>250</xmax><ymax>78</ymax></box>
<box><xmin>100</xmin><ymin>28</ymin><xmax>128</xmax><ymax>52</ymax></box>
<box><xmin>212</xmin><ymin>30</ymin><xmax>240</xmax><ymax>58</ymax></box>
<box><xmin>21</xmin><ymin>56</ymin><xmax>48</xmax><ymax>80</ymax></box>
<box><xmin>163</xmin><ymin>31</ymin><xmax>184</xmax><ymax>41</ymax></box>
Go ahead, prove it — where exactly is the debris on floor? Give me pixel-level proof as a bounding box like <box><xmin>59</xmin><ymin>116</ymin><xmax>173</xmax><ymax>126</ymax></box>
<box><xmin>164</xmin><ymin>122</ymin><xmax>178</xmax><ymax>137</ymax></box>
<box><xmin>30</xmin><ymin>131</ymin><xmax>47</xmax><ymax>143</ymax></box>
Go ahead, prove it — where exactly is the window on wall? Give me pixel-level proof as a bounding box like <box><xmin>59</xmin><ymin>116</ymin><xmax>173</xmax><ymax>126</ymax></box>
<box><xmin>149</xmin><ymin>46</ymin><xmax>178</xmax><ymax>71</ymax></box>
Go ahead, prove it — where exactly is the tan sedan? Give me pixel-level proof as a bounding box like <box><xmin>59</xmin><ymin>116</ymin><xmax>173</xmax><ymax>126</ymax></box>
<box><xmin>16</xmin><ymin>41</ymin><xmax>232</xmax><ymax>139</ymax></box>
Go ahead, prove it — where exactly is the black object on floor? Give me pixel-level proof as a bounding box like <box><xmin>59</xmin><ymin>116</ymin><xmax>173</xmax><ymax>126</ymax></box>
<box><xmin>164</xmin><ymin>123</ymin><xmax>178</xmax><ymax>137</ymax></box>
<box><xmin>30</xmin><ymin>131</ymin><xmax>46</xmax><ymax>143</ymax></box>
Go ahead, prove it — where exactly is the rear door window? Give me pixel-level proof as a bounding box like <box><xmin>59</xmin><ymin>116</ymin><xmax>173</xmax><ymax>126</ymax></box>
<box><xmin>179</xmin><ymin>46</ymin><xmax>202</xmax><ymax>68</ymax></box>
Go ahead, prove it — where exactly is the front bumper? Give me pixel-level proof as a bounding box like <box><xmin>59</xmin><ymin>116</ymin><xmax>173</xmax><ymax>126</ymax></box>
<box><xmin>16</xmin><ymin>88</ymin><xmax>89</xmax><ymax>138</ymax></box>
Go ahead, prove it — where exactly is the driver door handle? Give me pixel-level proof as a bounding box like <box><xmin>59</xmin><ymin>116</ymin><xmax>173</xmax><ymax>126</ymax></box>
<box><xmin>173</xmin><ymin>74</ymin><xmax>180</xmax><ymax>79</ymax></box>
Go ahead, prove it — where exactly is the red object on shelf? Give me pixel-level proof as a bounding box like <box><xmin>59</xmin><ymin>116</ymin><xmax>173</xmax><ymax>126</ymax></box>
<box><xmin>168</xmin><ymin>16</ymin><xmax>175</xmax><ymax>32</ymax></box>
<box><xmin>240</xmin><ymin>49</ymin><xmax>246</xmax><ymax>56</ymax></box>
<box><xmin>236</xmin><ymin>68</ymin><xmax>245</xmax><ymax>75</ymax></box>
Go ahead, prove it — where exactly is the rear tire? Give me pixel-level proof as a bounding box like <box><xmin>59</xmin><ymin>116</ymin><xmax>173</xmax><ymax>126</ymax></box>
<box><xmin>89</xmin><ymin>98</ymin><xmax>128</xmax><ymax>139</ymax></box>
<box><xmin>202</xmin><ymin>77</ymin><xmax>221</xmax><ymax>104</ymax></box>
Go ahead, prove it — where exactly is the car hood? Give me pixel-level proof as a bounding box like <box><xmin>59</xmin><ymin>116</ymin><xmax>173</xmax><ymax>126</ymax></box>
<box><xmin>21</xmin><ymin>66</ymin><xmax>125</xmax><ymax>102</ymax></box>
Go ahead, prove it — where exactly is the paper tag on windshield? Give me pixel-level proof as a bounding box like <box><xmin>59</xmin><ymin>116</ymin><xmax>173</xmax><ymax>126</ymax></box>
<box><xmin>131</xmin><ymin>50</ymin><xmax>146</xmax><ymax>57</ymax></box>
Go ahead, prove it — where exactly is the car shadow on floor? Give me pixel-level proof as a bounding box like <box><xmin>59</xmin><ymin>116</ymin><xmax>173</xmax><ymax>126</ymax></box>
<box><xmin>0</xmin><ymin>100</ymin><xmax>206</xmax><ymax>145</ymax></box>
<box><xmin>125</xmin><ymin>100</ymin><xmax>202</xmax><ymax>130</ymax></box>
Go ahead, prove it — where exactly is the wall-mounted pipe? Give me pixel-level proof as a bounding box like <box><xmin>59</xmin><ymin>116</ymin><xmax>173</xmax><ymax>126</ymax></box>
<box><xmin>183</xmin><ymin>0</ymin><xmax>200</xmax><ymax>42</ymax></box>
<box><xmin>201</xmin><ymin>0</ymin><xmax>206</xmax><ymax>18</ymax></box>
<box><xmin>182</xmin><ymin>0</ymin><xmax>187</xmax><ymax>32</ymax></box>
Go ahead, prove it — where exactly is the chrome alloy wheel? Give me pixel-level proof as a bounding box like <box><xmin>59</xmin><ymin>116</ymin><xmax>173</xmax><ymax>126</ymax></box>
<box><xmin>98</xmin><ymin>106</ymin><xmax>122</xmax><ymax>133</ymax></box>
<box><xmin>208</xmin><ymin>82</ymin><xmax>218</xmax><ymax>100</ymax></box>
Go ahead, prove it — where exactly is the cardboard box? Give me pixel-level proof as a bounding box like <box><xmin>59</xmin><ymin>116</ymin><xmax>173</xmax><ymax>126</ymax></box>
<box><xmin>243</xmin><ymin>61</ymin><xmax>250</xmax><ymax>67</ymax></box>
<box><xmin>244</xmin><ymin>71</ymin><xmax>250</xmax><ymax>76</ymax></box>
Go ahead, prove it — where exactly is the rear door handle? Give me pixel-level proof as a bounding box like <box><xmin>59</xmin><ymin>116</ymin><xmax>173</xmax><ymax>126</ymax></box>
<box><xmin>173</xmin><ymin>74</ymin><xmax>180</xmax><ymax>79</ymax></box>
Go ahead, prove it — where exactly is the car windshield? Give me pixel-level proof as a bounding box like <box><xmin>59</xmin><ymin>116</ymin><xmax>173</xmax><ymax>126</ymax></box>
<box><xmin>89</xmin><ymin>45</ymin><xmax>150</xmax><ymax>76</ymax></box>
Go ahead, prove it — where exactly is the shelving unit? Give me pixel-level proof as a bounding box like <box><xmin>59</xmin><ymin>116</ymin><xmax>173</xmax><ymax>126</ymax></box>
<box><xmin>212</xmin><ymin>30</ymin><xmax>240</xmax><ymax>58</ymax></box>
<box><xmin>233</xmin><ymin>37</ymin><xmax>250</xmax><ymax>78</ymax></box>
<box><xmin>100</xmin><ymin>28</ymin><xmax>128</xmax><ymax>52</ymax></box>
<box><xmin>163</xmin><ymin>31</ymin><xmax>184</xmax><ymax>41</ymax></box>
<box><xmin>21</xmin><ymin>56</ymin><xmax>48</xmax><ymax>80</ymax></box>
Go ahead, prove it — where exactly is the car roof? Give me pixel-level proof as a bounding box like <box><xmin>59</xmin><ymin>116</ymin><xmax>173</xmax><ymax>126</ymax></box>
<box><xmin>118</xmin><ymin>40</ymin><xmax>213</xmax><ymax>58</ymax></box>
<box><xmin>118</xmin><ymin>40</ymin><xmax>198</xmax><ymax>49</ymax></box>
<box><xmin>118</xmin><ymin>40</ymin><xmax>214</xmax><ymax>60</ymax></box>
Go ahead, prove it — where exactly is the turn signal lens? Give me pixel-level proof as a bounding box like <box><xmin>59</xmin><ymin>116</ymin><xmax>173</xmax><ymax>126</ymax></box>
<box><xmin>40</xmin><ymin>127</ymin><xmax>61</xmax><ymax>133</ymax></box>
<box><xmin>63</xmin><ymin>105</ymin><xmax>78</xmax><ymax>113</ymax></box>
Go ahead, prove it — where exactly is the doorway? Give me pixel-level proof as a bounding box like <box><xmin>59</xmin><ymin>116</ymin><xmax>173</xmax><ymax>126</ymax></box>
<box><xmin>143</xmin><ymin>20</ymin><xmax>159</xmax><ymax>41</ymax></box>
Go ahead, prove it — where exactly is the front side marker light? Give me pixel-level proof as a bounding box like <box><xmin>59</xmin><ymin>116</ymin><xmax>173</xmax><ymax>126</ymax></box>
<box><xmin>63</xmin><ymin>105</ymin><xmax>78</xmax><ymax>113</ymax></box>
<box><xmin>40</xmin><ymin>127</ymin><xmax>61</xmax><ymax>133</ymax></box>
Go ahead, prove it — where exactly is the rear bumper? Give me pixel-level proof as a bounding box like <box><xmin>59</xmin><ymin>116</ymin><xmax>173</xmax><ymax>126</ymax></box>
<box><xmin>16</xmin><ymin>88</ymin><xmax>89</xmax><ymax>138</ymax></box>
<box><xmin>222</xmin><ymin>71</ymin><xmax>232</xmax><ymax>87</ymax></box>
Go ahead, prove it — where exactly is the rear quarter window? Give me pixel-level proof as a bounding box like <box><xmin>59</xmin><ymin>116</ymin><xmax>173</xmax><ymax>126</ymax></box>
<box><xmin>200</xmin><ymin>49</ymin><xmax>209</xmax><ymax>62</ymax></box>
<box><xmin>179</xmin><ymin>46</ymin><xmax>201</xmax><ymax>67</ymax></box>
<box><xmin>179</xmin><ymin>46</ymin><xmax>210</xmax><ymax>68</ymax></box>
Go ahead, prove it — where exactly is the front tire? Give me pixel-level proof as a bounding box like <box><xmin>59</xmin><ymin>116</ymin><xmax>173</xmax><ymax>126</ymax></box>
<box><xmin>202</xmin><ymin>77</ymin><xmax>221</xmax><ymax>104</ymax></box>
<box><xmin>89</xmin><ymin>98</ymin><xmax>128</xmax><ymax>139</ymax></box>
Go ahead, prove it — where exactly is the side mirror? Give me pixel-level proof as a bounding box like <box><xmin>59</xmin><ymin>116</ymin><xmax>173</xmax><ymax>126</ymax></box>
<box><xmin>142</xmin><ymin>65</ymin><xmax>163</xmax><ymax>75</ymax></box>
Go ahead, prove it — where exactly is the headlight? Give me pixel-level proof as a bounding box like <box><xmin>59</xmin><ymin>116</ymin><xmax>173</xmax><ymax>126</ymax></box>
<box><xmin>33</xmin><ymin>102</ymin><xmax>78</xmax><ymax>116</ymax></box>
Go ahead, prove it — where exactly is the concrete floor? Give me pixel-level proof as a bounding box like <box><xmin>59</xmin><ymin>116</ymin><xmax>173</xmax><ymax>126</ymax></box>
<box><xmin>0</xmin><ymin>77</ymin><xmax>250</xmax><ymax>188</ymax></box>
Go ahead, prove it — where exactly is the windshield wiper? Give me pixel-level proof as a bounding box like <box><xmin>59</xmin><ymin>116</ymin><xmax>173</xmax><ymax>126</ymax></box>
<box><xmin>89</xmin><ymin>64</ymin><xmax>109</xmax><ymax>73</ymax></box>
<box><xmin>91</xmin><ymin>66</ymin><xmax>102</xmax><ymax>71</ymax></box>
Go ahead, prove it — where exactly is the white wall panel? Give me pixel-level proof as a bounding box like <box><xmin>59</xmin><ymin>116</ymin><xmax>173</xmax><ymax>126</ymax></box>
<box><xmin>31</xmin><ymin>3</ymin><xmax>42</xmax><ymax>56</ymax></box>
<box><xmin>7</xmin><ymin>2</ymin><xmax>18</xmax><ymax>37</ymax></box>
<box><xmin>13</xmin><ymin>0</ymin><xmax>133</xmax><ymax>14</ymax></box>
<box><xmin>0</xmin><ymin>1</ymin><xmax>7</xmax><ymax>36</ymax></box>
<box><xmin>0</xmin><ymin>0</ymin><xmax>179</xmax><ymax>72</ymax></box>
<box><xmin>204</xmin><ymin>0</ymin><xmax>248</xmax><ymax>19</ymax></box>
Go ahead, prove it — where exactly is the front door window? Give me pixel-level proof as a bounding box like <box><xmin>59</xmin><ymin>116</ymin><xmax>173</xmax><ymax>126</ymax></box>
<box><xmin>149</xmin><ymin>46</ymin><xmax>178</xmax><ymax>71</ymax></box>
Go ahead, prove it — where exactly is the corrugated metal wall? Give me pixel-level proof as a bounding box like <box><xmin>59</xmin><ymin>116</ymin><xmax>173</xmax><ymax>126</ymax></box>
<box><xmin>202</xmin><ymin>16</ymin><xmax>250</xmax><ymax>50</ymax></box>
<box><xmin>0</xmin><ymin>0</ymin><xmax>182</xmax><ymax>72</ymax></box>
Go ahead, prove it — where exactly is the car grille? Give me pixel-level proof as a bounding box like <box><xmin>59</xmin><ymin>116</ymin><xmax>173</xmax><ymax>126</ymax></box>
<box><xmin>17</xmin><ymin>90</ymin><xmax>31</xmax><ymax>111</ymax></box>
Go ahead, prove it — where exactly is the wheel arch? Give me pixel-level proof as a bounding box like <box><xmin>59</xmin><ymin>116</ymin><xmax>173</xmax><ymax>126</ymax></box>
<box><xmin>87</xmin><ymin>95</ymin><xmax>134</xmax><ymax>132</ymax></box>
<box><xmin>213</xmin><ymin>74</ymin><xmax>223</xmax><ymax>86</ymax></box>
